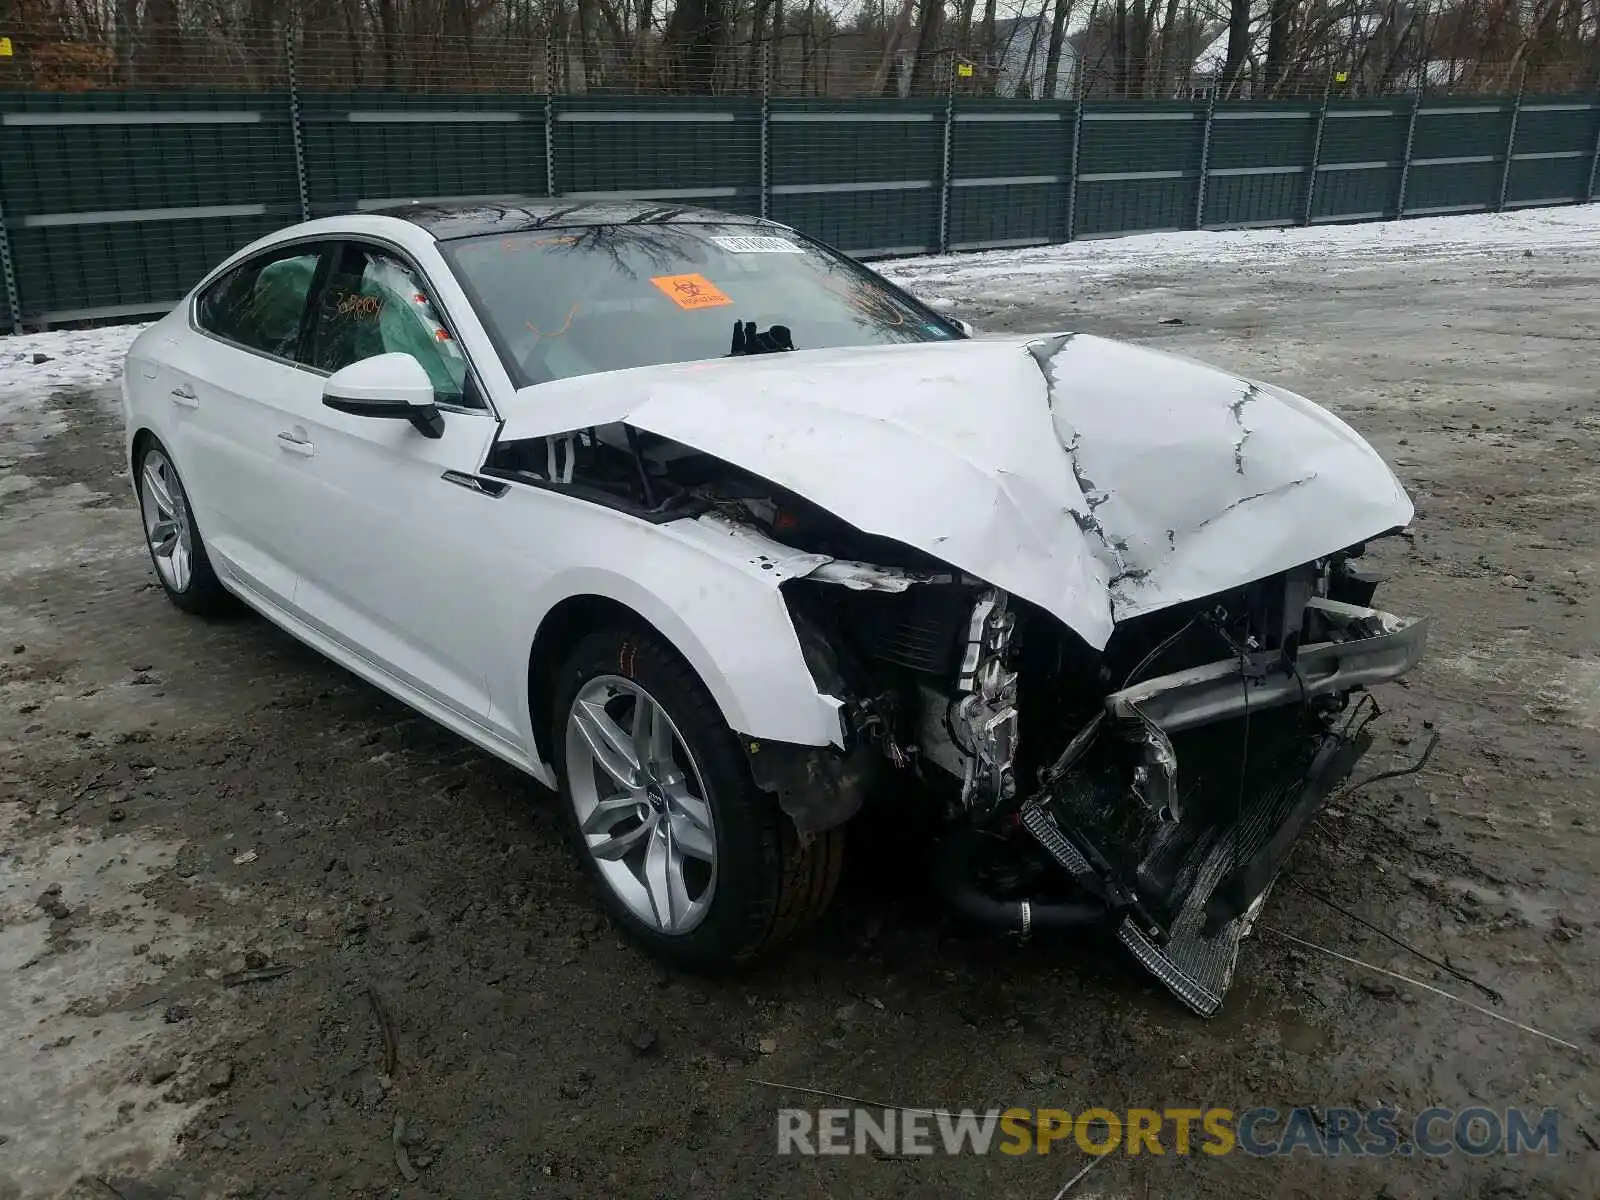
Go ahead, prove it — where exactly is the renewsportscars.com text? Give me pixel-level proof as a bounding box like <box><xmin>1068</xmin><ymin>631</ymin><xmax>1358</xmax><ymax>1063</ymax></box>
<box><xmin>776</xmin><ymin>1106</ymin><xmax>1560</xmax><ymax>1158</ymax></box>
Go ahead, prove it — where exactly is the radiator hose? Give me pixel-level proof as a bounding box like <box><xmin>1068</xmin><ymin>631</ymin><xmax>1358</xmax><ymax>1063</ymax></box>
<box><xmin>931</xmin><ymin>824</ymin><xmax>1107</xmax><ymax>935</ymax></box>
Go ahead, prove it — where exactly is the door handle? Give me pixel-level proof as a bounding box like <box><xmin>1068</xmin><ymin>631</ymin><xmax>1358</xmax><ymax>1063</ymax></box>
<box><xmin>276</xmin><ymin>431</ymin><xmax>315</xmax><ymax>457</ymax></box>
<box><xmin>169</xmin><ymin>384</ymin><xmax>199</xmax><ymax>409</ymax></box>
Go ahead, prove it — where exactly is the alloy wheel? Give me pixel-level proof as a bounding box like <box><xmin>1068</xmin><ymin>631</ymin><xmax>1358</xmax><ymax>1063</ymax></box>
<box><xmin>138</xmin><ymin>448</ymin><xmax>194</xmax><ymax>593</ymax></box>
<box><xmin>564</xmin><ymin>675</ymin><xmax>718</xmax><ymax>935</ymax></box>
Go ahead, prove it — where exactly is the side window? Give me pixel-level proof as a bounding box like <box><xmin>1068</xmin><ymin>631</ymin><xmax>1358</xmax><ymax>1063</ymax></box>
<box><xmin>310</xmin><ymin>244</ymin><xmax>475</xmax><ymax>407</ymax></box>
<box><xmin>196</xmin><ymin>247</ymin><xmax>321</xmax><ymax>361</ymax></box>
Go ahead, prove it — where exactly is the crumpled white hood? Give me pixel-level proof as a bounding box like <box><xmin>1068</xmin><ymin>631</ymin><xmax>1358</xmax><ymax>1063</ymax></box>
<box><xmin>499</xmin><ymin>334</ymin><xmax>1412</xmax><ymax>650</ymax></box>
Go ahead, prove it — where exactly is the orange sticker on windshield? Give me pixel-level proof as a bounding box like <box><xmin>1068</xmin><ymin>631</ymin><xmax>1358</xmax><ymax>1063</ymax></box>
<box><xmin>651</xmin><ymin>273</ymin><xmax>732</xmax><ymax>310</ymax></box>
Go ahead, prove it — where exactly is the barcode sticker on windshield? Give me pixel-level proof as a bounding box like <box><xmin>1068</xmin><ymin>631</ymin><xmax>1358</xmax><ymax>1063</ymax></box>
<box><xmin>710</xmin><ymin>235</ymin><xmax>804</xmax><ymax>254</ymax></box>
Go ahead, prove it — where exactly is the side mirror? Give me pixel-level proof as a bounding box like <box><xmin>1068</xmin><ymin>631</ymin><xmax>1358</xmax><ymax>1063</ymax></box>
<box><xmin>323</xmin><ymin>353</ymin><xmax>443</xmax><ymax>438</ymax></box>
<box><xmin>953</xmin><ymin>318</ymin><xmax>976</xmax><ymax>338</ymax></box>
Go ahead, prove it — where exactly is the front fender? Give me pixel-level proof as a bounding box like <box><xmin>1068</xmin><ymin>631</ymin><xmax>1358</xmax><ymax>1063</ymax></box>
<box><xmin>503</xmin><ymin>507</ymin><xmax>848</xmax><ymax>769</ymax></box>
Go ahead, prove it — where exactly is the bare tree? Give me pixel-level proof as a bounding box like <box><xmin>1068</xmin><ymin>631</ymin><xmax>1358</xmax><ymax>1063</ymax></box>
<box><xmin>1043</xmin><ymin>0</ymin><xmax>1074</xmax><ymax>95</ymax></box>
<box><xmin>1264</xmin><ymin>0</ymin><xmax>1292</xmax><ymax>92</ymax></box>
<box><xmin>870</xmin><ymin>0</ymin><xmax>917</xmax><ymax>94</ymax></box>
<box><xmin>1151</xmin><ymin>0</ymin><xmax>1181</xmax><ymax>93</ymax></box>
<box><xmin>12</xmin><ymin>0</ymin><xmax>1600</xmax><ymax>97</ymax></box>
<box><xmin>907</xmin><ymin>0</ymin><xmax>946</xmax><ymax>92</ymax></box>
<box><xmin>659</xmin><ymin>0</ymin><xmax>730</xmax><ymax>91</ymax></box>
<box><xmin>1221</xmin><ymin>0</ymin><xmax>1252</xmax><ymax>94</ymax></box>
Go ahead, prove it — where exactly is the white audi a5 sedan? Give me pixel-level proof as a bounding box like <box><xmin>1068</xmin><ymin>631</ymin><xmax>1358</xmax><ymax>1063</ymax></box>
<box><xmin>122</xmin><ymin>201</ymin><xmax>1427</xmax><ymax>1013</ymax></box>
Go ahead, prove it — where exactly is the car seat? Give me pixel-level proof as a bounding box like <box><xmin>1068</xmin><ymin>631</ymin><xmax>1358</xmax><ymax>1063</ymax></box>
<box><xmin>250</xmin><ymin>257</ymin><xmax>316</xmax><ymax>359</ymax></box>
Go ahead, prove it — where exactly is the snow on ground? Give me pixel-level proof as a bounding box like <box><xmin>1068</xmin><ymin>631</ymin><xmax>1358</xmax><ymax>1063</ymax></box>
<box><xmin>881</xmin><ymin>204</ymin><xmax>1600</xmax><ymax>307</ymax></box>
<box><xmin>1</xmin><ymin>325</ymin><xmax>147</xmax><ymax>463</ymax></box>
<box><xmin>0</xmin><ymin>323</ymin><xmax>149</xmax><ymax>400</ymax></box>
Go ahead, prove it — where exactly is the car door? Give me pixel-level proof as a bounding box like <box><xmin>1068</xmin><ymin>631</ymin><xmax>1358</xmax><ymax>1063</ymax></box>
<box><xmin>167</xmin><ymin>241</ymin><xmax>331</xmax><ymax>611</ymax></box>
<box><xmin>286</xmin><ymin>239</ymin><xmax>506</xmax><ymax>738</ymax></box>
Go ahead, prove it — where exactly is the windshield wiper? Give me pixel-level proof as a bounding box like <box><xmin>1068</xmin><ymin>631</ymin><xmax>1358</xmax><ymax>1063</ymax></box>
<box><xmin>729</xmin><ymin>320</ymin><xmax>794</xmax><ymax>356</ymax></box>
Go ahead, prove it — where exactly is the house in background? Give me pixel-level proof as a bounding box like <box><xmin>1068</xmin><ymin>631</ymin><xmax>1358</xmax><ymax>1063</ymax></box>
<box><xmin>992</xmin><ymin>14</ymin><xmax>1081</xmax><ymax>97</ymax></box>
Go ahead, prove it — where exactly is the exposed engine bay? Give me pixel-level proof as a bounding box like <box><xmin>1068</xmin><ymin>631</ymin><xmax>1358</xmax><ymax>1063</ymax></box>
<box><xmin>486</xmin><ymin>424</ymin><xmax>1429</xmax><ymax>1015</ymax></box>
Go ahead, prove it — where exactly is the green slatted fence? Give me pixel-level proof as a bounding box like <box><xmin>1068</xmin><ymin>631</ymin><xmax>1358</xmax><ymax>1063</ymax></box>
<box><xmin>1202</xmin><ymin>103</ymin><xmax>1320</xmax><ymax>229</ymax></box>
<box><xmin>1405</xmin><ymin>97</ymin><xmax>1515</xmax><ymax>216</ymax></box>
<box><xmin>1312</xmin><ymin>100</ymin><xmax>1413</xmax><ymax>222</ymax></box>
<box><xmin>553</xmin><ymin>95</ymin><xmax>762</xmax><ymax>214</ymax></box>
<box><xmin>301</xmin><ymin>91</ymin><xmax>549</xmax><ymax>216</ymax></box>
<box><xmin>1504</xmin><ymin>97</ymin><xmax>1599</xmax><ymax>208</ymax></box>
<box><xmin>947</xmin><ymin>99</ymin><xmax>1076</xmax><ymax>252</ymax></box>
<box><xmin>0</xmin><ymin>90</ymin><xmax>295</xmax><ymax>323</ymax></box>
<box><xmin>1073</xmin><ymin>103</ymin><xmax>1208</xmax><ymax>238</ymax></box>
<box><xmin>1</xmin><ymin>85</ymin><xmax>1597</xmax><ymax>329</ymax></box>
<box><xmin>767</xmin><ymin>99</ymin><xmax>946</xmax><ymax>257</ymax></box>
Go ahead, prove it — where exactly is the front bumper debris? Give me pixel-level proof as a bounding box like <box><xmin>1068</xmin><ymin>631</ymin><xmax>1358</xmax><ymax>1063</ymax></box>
<box><xmin>1025</xmin><ymin>601</ymin><xmax>1427</xmax><ymax>1015</ymax></box>
<box><xmin>1115</xmin><ymin>721</ymin><xmax>1370</xmax><ymax>1015</ymax></box>
<box><xmin>1104</xmin><ymin>599</ymin><xmax>1427</xmax><ymax>733</ymax></box>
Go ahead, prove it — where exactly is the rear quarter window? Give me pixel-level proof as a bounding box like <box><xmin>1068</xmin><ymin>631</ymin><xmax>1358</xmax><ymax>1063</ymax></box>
<box><xmin>196</xmin><ymin>248</ymin><xmax>322</xmax><ymax>361</ymax></box>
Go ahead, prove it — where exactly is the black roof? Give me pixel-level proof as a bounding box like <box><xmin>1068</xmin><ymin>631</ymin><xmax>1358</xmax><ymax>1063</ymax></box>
<box><xmin>365</xmin><ymin>198</ymin><xmax>773</xmax><ymax>241</ymax></box>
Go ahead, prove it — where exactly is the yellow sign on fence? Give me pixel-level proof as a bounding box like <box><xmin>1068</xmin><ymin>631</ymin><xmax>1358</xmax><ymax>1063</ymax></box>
<box><xmin>0</xmin><ymin>37</ymin><xmax>14</xmax><ymax>57</ymax></box>
<box><xmin>956</xmin><ymin>61</ymin><xmax>974</xmax><ymax>78</ymax></box>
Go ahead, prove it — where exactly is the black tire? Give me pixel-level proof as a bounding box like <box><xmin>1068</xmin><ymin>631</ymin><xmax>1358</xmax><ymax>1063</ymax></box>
<box><xmin>551</xmin><ymin>624</ymin><xmax>844</xmax><ymax>968</ymax></box>
<box><xmin>133</xmin><ymin>438</ymin><xmax>233</xmax><ymax>616</ymax></box>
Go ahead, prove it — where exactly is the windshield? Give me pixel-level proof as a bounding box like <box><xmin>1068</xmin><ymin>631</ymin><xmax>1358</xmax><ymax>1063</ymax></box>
<box><xmin>440</xmin><ymin>223</ymin><xmax>959</xmax><ymax>387</ymax></box>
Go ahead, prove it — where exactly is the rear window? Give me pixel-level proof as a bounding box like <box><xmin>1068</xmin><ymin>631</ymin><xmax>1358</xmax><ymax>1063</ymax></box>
<box><xmin>441</xmin><ymin>224</ymin><xmax>957</xmax><ymax>387</ymax></box>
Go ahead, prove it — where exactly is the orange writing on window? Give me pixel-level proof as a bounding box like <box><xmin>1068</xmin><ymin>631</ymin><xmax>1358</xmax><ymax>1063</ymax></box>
<box><xmin>335</xmin><ymin>291</ymin><xmax>382</xmax><ymax>318</ymax></box>
<box><xmin>650</xmin><ymin>273</ymin><xmax>732</xmax><ymax>310</ymax></box>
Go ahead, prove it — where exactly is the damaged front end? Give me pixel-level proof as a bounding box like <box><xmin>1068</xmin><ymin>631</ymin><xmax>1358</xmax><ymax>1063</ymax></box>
<box><xmin>483</xmin><ymin>328</ymin><xmax>1429</xmax><ymax>1013</ymax></box>
<box><xmin>782</xmin><ymin>548</ymin><xmax>1427</xmax><ymax>1016</ymax></box>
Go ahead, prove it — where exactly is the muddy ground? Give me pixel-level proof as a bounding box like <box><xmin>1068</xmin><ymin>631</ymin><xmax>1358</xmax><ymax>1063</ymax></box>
<box><xmin>1</xmin><ymin>229</ymin><xmax>1596</xmax><ymax>1200</ymax></box>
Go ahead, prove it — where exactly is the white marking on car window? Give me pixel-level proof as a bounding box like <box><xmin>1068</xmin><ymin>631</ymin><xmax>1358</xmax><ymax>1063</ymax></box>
<box><xmin>709</xmin><ymin>235</ymin><xmax>804</xmax><ymax>254</ymax></box>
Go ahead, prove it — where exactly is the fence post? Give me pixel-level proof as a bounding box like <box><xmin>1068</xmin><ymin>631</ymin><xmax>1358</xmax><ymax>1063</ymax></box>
<box><xmin>1396</xmin><ymin>84</ymin><xmax>1422</xmax><ymax>218</ymax></box>
<box><xmin>1065</xmin><ymin>65</ymin><xmax>1084</xmax><ymax>242</ymax></box>
<box><xmin>0</xmin><ymin>195</ymin><xmax>21</xmax><ymax>335</ymax></box>
<box><xmin>1587</xmin><ymin>64</ymin><xmax>1600</xmax><ymax>202</ymax></box>
<box><xmin>1496</xmin><ymin>63</ymin><xmax>1526</xmax><ymax>212</ymax></box>
<box><xmin>759</xmin><ymin>44</ymin><xmax>771</xmax><ymax>220</ymax></box>
<box><xmin>1587</xmin><ymin>105</ymin><xmax>1600</xmax><ymax>202</ymax></box>
<box><xmin>544</xmin><ymin>31</ymin><xmax>558</xmax><ymax>197</ymax></box>
<box><xmin>1194</xmin><ymin>92</ymin><xmax>1216</xmax><ymax>229</ymax></box>
<box><xmin>1303</xmin><ymin>68</ymin><xmax>1332</xmax><ymax>226</ymax></box>
<box><xmin>285</xmin><ymin>26</ymin><xmax>311</xmax><ymax>222</ymax></box>
<box><xmin>938</xmin><ymin>50</ymin><xmax>955</xmax><ymax>255</ymax></box>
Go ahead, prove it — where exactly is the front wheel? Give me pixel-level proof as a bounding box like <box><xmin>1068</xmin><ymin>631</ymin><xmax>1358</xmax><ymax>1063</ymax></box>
<box><xmin>552</xmin><ymin>625</ymin><xmax>843</xmax><ymax>968</ymax></box>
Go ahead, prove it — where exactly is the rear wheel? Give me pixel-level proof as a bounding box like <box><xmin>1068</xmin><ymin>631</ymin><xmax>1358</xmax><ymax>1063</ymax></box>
<box><xmin>552</xmin><ymin>625</ymin><xmax>843</xmax><ymax>967</ymax></box>
<box><xmin>135</xmin><ymin>441</ymin><xmax>231</xmax><ymax>615</ymax></box>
